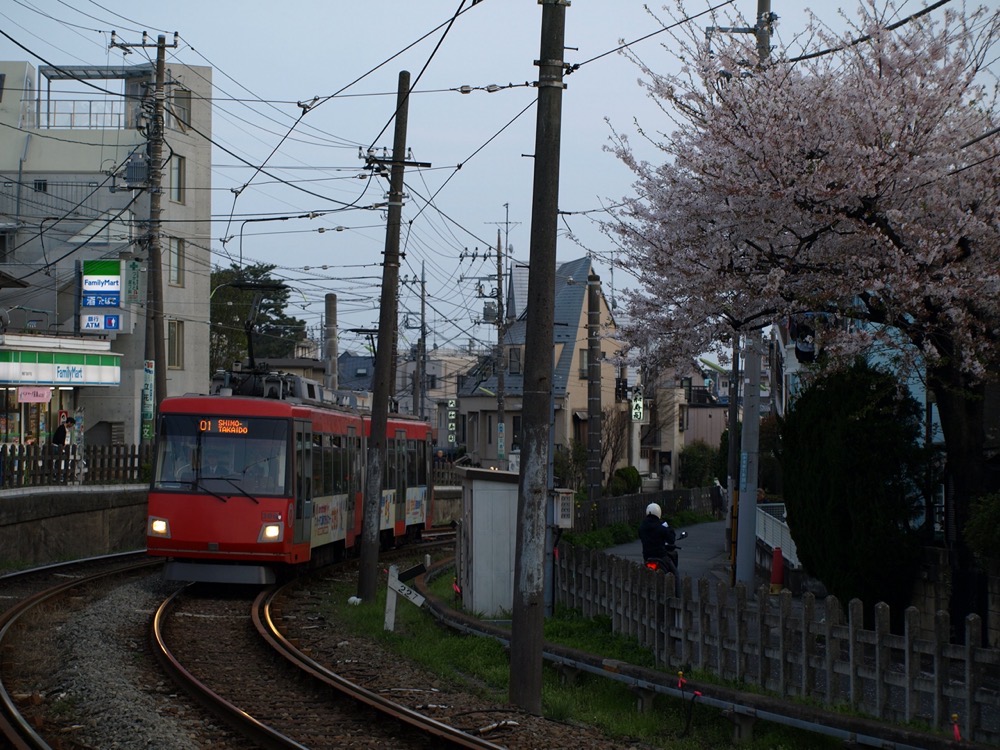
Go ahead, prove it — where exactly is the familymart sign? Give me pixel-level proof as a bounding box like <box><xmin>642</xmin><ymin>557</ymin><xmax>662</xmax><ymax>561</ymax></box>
<box><xmin>80</xmin><ymin>259</ymin><xmax>122</xmax><ymax>332</ymax></box>
<box><xmin>0</xmin><ymin>350</ymin><xmax>120</xmax><ymax>386</ymax></box>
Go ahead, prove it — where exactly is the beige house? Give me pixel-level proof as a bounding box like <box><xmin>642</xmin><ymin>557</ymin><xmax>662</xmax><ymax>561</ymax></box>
<box><xmin>454</xmin><ymin>257</ymin><xmax>625</xmax><ymax>481</ymax></box>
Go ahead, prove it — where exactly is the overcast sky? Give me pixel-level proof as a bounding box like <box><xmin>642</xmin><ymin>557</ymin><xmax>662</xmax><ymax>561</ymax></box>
<box><xmin>1</xmin><ymin>1</ymin><xmax>935</xmax><ymax>356</ymax></box>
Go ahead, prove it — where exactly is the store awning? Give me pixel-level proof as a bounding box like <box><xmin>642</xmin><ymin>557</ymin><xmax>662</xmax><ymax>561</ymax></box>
<box><xmin>0</xmin><ymin>348</ymin><xmax>121</xmax><ymax>387</ymax></box>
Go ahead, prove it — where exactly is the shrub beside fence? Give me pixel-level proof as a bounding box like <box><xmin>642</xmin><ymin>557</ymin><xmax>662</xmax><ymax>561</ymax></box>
<box><xmin>571</xmin><ymin>487</ymin><xmax>713</xmax><ymax>530</ymax></box>
<box><xmin>0</xmin><ymin>444</ymin><xmax>152</xmax><ymax>488</ymax></box>
<box><xmin>554</xmin><ymin>544</ymin><xmax>1000</xmax><ymax>744</ymax></box>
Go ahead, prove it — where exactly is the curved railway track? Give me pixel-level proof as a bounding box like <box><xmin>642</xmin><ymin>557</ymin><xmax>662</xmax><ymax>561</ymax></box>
<box><xmin>0</xmin><ymin>553</ymin><xmax>161</xmax><ymax>749</ymax></box>
<box><xmin>150</xmin><ymin>576</ymin><xmax>503</xmax><ymax>749</ymax></box>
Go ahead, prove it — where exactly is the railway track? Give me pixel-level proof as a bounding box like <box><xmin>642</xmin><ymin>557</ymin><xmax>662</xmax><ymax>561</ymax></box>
<box><xmin>0</xmin><ymin>553</ymin><xmax>161</xmax><ymax>749</ymax></box>
<box><xmin>0</xmin><ymin>540</ymin><xmax>640</xmax><ymax>749</ymax></box>
<box><xmin>150</xmin><ymin>570</ymin><xmax>503</xmax><ymax>749</ymax></box>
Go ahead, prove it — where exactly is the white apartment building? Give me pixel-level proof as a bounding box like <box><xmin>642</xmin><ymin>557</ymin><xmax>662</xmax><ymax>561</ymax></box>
<box><xmin>0</xmin><ymin>59</ymin><xmax>212</xmax><ymax>445</ymax></box>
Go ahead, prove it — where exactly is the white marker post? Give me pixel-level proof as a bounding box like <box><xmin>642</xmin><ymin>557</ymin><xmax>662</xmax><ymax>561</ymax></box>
<box><xmin>384</xmin><ymin>563</ymin><xmax>426</xmax><ymax>632</ymax></box>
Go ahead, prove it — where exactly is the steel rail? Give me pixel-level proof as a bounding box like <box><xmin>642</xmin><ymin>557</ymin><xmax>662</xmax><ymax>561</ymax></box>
<box><xmin>0</xmin><ymin>553</ymin><xmax>159</xmax><ymax>750</ymax></box>
<box><xmin>149</xmin><ymin>585</ymin><xmax>310</xmax><ymax>750</ymax></box>
<box><xmin>254</xmin><ymin>580</ymin><xmax>506</xmax><ymax>750</ymax></box>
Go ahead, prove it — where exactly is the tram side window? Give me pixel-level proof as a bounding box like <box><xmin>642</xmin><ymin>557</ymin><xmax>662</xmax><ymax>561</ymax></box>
<box><xmin>329</xmin><ymin>435</ymin><xmax>345</xmax><ymax>494</ymax></box>
<box><xmin>349</xmin><ymin>434</ymin><xmax>361</xmax><ymax>496</ymax></box>
<box><xmin>312</xmin><ymin>434</ymin><xmax>329</xmax><ymax>497</ymax></box>
<box><xmin>395</xmin><ymin>431</ymin><xmax>407</xmax><ymax>496</ymax></box>
<box><xmin>406</xmin><ymin>439</ymin><xmax>418</xmax><ymax>488</ymax></box>
<box><xmin>384</xmin><ymin>437</ymin><xmax>396</xmax><ymax>493</ymax></box>
<box><xmin>416</xmin><ymin>438</ymin><xmax>427</xmax><ymax>486</ymax></box>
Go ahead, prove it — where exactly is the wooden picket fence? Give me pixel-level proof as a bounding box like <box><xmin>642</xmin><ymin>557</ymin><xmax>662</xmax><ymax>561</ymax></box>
<box><xmin>554</xmin><ymin>545</ymin><xmax>1000</xmax><ymax>744</ymax></box>
<box><xmin>0</xmin><ymin>443</ymin><xmax>152</xmax><ymax>488</ymax></box>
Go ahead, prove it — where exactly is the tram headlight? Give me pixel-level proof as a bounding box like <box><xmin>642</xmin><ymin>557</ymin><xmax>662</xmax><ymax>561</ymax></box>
<box><xmin>148</xmin><ymin>517</ymin><xmax>170</xmax><ymax>538</ymax></box>
<box><xmin>258</xmin><ymin>523</ymin><xmax>283</xmax><ymax>542</ymax></box>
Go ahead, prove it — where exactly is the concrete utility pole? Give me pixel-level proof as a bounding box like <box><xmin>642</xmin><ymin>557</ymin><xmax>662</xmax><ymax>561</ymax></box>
<box><xmin>734</xmin><ymin>0</ymin><xmax>772</xmax><ymax>588</ymax></box>
<box><xmin>587</xmin><ymin>272</ymin><xmax>602</xmax><ymax>504</ymax></box>
<box><xmin>114</xmin><ymin>33</ymin><xmax>176</xmax><ymax>445</ymax></box>
<box><xmin>417</xmin><ymin>262</ymin><xmax>426</xmax><ymax>420</ymax></box>
<box><xmin>324</xmin><ymin>293</ymin><xmax>338</xmax><ymax>390</ymax></box>
<box><xmin>510</xmin><ymin>0</ymin><xmax>567</xmax><ymax>715</ymax></box>
<box><xmin>358</xmin><ymin>71</ymin><xmax>411</xmax><ymax>603</ymax></box>
<box><xmin>726</xmin><ymin>337</ymin><xmax>740</xmax><ymax>575</ymax></box>
<box><xmin>495</xmin><ymin>230</ymin><xmax>506</xmax><ymax>465</ymax></box>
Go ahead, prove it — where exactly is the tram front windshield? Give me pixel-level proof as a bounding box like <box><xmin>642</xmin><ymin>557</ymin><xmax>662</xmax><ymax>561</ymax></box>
<box><xmin>152</xmin><ymin>414</ymin><xmax>289</xmax><ymax>495</ymax></box>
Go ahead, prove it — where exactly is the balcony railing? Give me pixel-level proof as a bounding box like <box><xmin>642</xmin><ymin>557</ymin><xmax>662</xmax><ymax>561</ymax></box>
<box><xmin>39</xmin><ymin>99</ymin><xmax>138</xmax><ymax>130</ymax></box>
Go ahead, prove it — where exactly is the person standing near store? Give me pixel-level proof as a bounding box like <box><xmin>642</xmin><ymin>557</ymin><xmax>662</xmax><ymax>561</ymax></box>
<box><xmin>51</xmin><ymin>417</ymin><xmax>75</xmax><ymax>449</ymax></box>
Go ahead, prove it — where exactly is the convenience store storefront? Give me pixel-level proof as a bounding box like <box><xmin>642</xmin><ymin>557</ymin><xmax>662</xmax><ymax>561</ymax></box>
<box><xmin>0</xmin><ymin>337</ymin><xmax>120</xmax><ymax>444</ymax></box>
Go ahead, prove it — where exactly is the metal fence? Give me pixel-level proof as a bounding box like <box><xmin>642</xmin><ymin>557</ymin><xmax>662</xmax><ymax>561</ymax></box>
<box><xmin>0</xmin><ymin>444</ymin><xmax>152</xmax><ymax>488</ymax></box>
<box><xmin>554</xmin><ymin>545</ymin><xmax>1000</xmax><ymax>744</ymax></box>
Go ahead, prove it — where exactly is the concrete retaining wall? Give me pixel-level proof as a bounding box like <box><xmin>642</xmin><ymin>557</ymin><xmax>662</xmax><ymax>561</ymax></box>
<box><xmin>1</xmin><ymin>484</ymin><xmax>465</xmax><ymax>568</ymax></box>
<box><xmin>0</xmin><ymin>485</ymin><xmax>148</xmax><ymax>566</ymax></box>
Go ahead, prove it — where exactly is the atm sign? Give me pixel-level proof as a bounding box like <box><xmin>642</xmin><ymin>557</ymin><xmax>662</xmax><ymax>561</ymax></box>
<box><xmin>81</xmin><ymin>314</ymin><xmax>121</xmax><ymax>331</ymax></box>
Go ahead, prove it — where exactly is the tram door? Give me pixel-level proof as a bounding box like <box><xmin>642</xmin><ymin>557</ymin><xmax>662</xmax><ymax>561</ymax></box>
<box><xmin>293</xmin><ymin>420</ymin><xmax>313</xmax><ymax>544</ymax></box>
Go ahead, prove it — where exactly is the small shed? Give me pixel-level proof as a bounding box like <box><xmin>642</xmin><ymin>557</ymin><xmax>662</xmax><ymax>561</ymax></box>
<box><xmin>456</xmin><ymin>466</ymin><xmax>519</xmax><ymax>618</ymax></box>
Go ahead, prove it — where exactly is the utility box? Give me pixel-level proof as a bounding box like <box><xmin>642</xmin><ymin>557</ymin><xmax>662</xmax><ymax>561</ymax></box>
<box><xmin>553</xmin><ymin>488</ymin><xmax>574</xmax><ymax>529</ymax></box>
<box><xmin>457</xmin><ymin>466</ymin><xmax>519</xmax><ymax>619</ymax></box>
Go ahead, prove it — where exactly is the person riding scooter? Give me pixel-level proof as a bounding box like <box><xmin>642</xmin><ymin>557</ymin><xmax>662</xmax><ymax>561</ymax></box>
<box><xmin>639</xmin><ymin>503</ymin><xmax>686</xmax><ymax>592</ymax></box>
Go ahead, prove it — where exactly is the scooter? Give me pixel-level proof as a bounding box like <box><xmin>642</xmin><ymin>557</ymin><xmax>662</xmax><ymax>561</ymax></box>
<box><xmin>643</xmin><ymin>529</ymin><xmax>688</xmax><ymax>578</ymax></box>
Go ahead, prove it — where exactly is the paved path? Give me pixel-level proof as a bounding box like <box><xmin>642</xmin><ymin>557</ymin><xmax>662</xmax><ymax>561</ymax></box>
<box><xmin>605</xmin><ymin>519</ymin><xmax>734</xmax><ymax>587</ymax></box>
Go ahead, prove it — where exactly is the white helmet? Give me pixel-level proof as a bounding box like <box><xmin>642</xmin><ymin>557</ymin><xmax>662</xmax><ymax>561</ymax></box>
<box><xmin>646</xmin><ymin>503</ymin><xmax>661</xmax><ymax>518</ymax></box>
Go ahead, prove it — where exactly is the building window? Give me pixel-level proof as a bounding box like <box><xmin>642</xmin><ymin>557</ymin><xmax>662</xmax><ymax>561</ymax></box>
<box><xmin>171</xmin><ymin>88</ymin><xmax>191</xmax><ymax>129</ymax></box>
<box><xmin>0</xmin><ymin>231</ymin><xmax>13</xmax><ymax>263</ymax></box>
<box><xmin>167</xmin><ymin>237</ymin><xmax>185</xmax><ymax>286</ymax></box>
<box><xmin>168</xmin><ymin>320</ymin><xmax>184</xmax><ymax>368</ymax></box>
<box><xmin>33</xmin><ymin>179</ymin><xmax>47</xmax><ymax>193</ymax></box>
<box><xmin>169</xmin><ymin>155</ymin><xmax>185</xmax><ymax>203</ymax></box>
<box><xmin>512</xmin><ymin>415</ymin><xmax>522</xmax><ymax>450</ymax></box>
<box><xmin>578</xmin><ymin>349</ymin><xmax>588</xmax><ymax>379</ymax></box>
<box><xmin>427</xmin><ymin>373</ymin><xmax>437</xmax><ymax>390</ymax></box>
<box><xmin>508</xmin><ymin>346</ymin><xmax>521</xmax><ymax>374</ymax></box>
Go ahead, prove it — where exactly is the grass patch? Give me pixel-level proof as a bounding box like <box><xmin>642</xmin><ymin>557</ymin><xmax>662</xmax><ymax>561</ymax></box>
<box><xmin>317</xmin><ymin>561</ymin><xmax>842</xmax><ymax>749</ymax></box>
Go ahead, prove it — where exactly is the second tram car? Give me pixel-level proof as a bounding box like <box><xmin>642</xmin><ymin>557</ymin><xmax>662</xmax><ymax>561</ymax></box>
<box><xmin>146</xmin><ymin>371</ymin><xmax>433</xmax><ymax>584</ymax></box>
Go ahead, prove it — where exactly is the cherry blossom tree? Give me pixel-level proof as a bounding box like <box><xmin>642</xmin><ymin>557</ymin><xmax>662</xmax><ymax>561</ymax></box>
<box><xmin>604</xmin><ymin>0</ymin><xmax>1000</xmax><ymax>626</ymax></box>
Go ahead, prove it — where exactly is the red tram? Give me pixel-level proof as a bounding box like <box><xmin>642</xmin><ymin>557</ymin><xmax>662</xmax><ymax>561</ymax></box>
<box><xmin>146</xmin><ymin>371</ymin><xmax>433</xmax><ymax>584</ymax></box>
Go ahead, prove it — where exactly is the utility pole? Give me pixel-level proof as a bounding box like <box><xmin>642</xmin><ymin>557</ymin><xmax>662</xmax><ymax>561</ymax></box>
<box><xmin>487</xmin><ymin>205</ymin><xmax>518</xmax><ymax>468</ymax></box>
<box><xmin>417</xmin><ymin>262</ymin><xmax>426</xmax><ymax>420</ymax></box>
<box><xmin>726</xmin><ymin>337</ymin><xmax>740</xmax><ymax>577</ymax></box>
<box><xmin>495</xmin><ymin>230</ymin><xmax>506</xmax><ymax>467</ymax></box>
<box><xmin>114</xmin><ymin>32</ymin><xmax>176</xmax><ymax>446</ymax></box>
<box><xmin>358</xmin><ymin>71</ymin><xmax>416</xmax><ymax>602</ymax></box>
<box><xmin>324</xmin><ymin>293</ymin><xmax>338</xmax><ymax>390</ymax></box>
<box><xmin>587</xmin><ymin>271</ymin><xmax>602</xmax><ymax>504</ymax></box>
<box><xmin>734</xmin><ymin>0</ymin><xmax>772</xmax><ymax>587</ymax></box>
<box><xmin>510</xmin><ymin>0</ymin><xmax>567</xmax><ymax>715</ymax></box>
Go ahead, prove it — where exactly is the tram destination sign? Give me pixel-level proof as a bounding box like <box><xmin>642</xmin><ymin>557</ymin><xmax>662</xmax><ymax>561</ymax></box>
<box><xmin>199</xmin><ymin>418</ymin><xmax>250</xmax><ymax>434</ymax></box>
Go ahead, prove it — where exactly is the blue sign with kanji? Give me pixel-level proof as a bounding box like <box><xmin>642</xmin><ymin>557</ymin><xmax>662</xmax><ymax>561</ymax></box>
<box><xmin>82</xmin><ymin>292</ymin><xmax>121</xmax><ymax>307</ymax></box>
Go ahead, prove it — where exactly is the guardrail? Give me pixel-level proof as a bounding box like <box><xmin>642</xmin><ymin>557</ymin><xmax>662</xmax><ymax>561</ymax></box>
<box><xmin>756</xmin><ymin>502</ymin><xmax>801</xmax><ymax>568</ymax></box>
